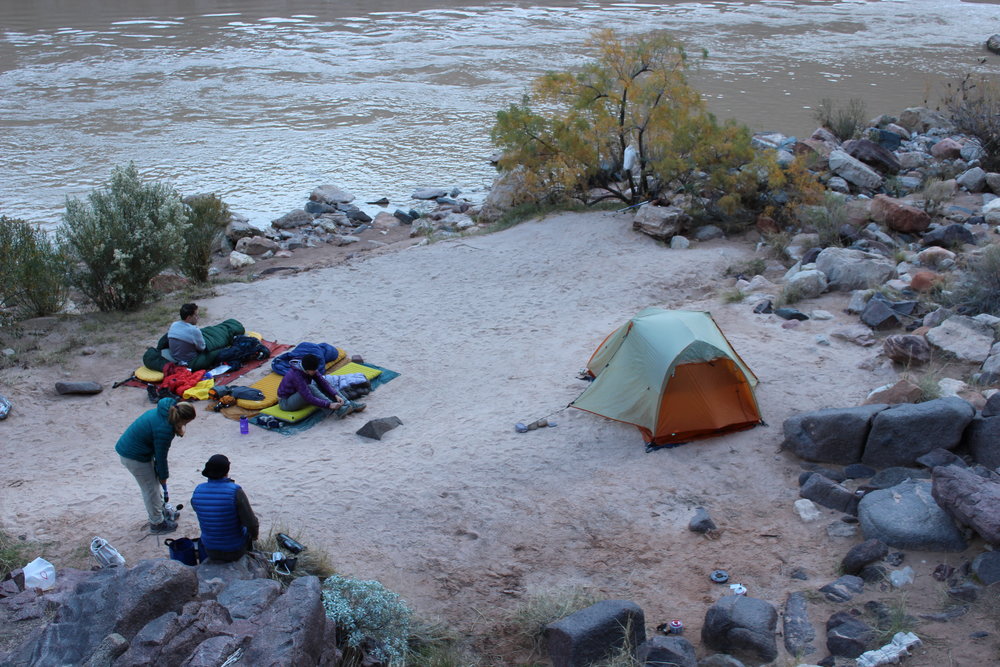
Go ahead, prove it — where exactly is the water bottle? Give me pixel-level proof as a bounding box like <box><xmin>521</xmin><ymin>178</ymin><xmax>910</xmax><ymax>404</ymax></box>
<box><xmin>239</xmin><ymin>416</ymin><xmax>249</xmax><ymax>434</ymax></box>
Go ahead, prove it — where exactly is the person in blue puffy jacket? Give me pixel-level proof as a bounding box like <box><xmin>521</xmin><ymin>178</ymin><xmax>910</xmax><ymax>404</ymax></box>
<box><xmin>190</xmin><ymin>454</ymin><xmax>259</xmax><ymax>562</ymax></box>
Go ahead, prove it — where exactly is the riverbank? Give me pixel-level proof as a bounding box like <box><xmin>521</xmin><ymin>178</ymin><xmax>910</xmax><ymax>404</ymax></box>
<box><xmin>1</xmin><ymin>209</ymin><xmax>997</xmax><ymax>664</ymax></box>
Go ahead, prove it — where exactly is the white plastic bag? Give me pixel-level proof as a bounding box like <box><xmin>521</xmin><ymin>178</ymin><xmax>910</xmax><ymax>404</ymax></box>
<box><xmin>23</xmin><ymin>557</ymin><xmax>56</xmax><ymax>590</ymax></box>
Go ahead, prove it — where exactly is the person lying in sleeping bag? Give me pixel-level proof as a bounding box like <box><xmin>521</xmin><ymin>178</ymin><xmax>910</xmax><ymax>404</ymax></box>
<box><xmin>276</xmin><ymin>353</ymin><xmax>365</xmax><ymax>418</ymax></box>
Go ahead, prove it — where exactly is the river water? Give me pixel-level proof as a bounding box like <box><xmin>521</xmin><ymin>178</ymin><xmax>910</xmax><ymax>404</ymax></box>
<box><xmin>1</xmin><ymin>0</ymin><xmax>996</xmax><ymax>229</ymax></box>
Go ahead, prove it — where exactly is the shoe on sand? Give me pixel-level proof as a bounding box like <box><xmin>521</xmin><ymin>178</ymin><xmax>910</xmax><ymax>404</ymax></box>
<box><xmin>150</xmin><ymin>520</ymin><xmax>178</xmax><ymax>535</ymax></box>
<box><xmin>335</xmin><ymin>401</ymin><xmax>367</xmax><ymax>419</ymax></box>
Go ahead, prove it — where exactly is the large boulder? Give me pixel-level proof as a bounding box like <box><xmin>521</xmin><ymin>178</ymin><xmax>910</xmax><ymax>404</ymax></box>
<box><xmin>963</xmin><ymin>416</ymin><xmax>1000</xmax><ymax>469</ymax></box>
<box><xmin>828</xmin><ymin>150</ymin><xmax>884</xmax><ymax>190</ymax></box>
<box><xmin>477</xmin><ymin>167</ymin><xmax>530</xmax><ymax>224</ymax></box>
<box><xmin>815</xmin><ymin>247</ymin><xmax>894</xmax><ymax>291</ymax></box>
<box><xmin>843</xmin><ymin>139</ymin><xmax>901</xmax><ymax>174</ymax></box>
<box><xmin>271</xmin><ymin>209</ymin><xmax>312</xmax><ymax>230</ymax></box>
<box><xmin>701</xmin><ymin>596</ymin><xmax>778</xmax><ymax>663</ymax></box>
<box><xmin>989</xmin><ymin>34</ymin><xmax>1000</xmax><ymax>55</ymax></box>
<box><xmin>783</xmin><ymin>404</ymin><xmax>887</xmax><ymax>464</ymax></box>
<box><xmin>931</xmin><ymin>138</ymin><xmax>963</xmax><ymax>160</ymax></box>
<box><xmin>4</xmin><ymin>559</ymin><xmax>198</xmax><ymax>665</ymax></box>
<box><xmin>785</xmin><ymin>269</ymin><xmax>827</xmax><ymax>299</ymax></box>
<box><xmin>632</xmin><ymin>204</ymin><xmax>691</xmax><ymax>241</ymax></box>
<box><xmin>545</xmin><ymin>600</ymin><xmax>645</xmax><ymax>667</ymax></box>
<box><xmin>869</xmin><ymin>194</ymin><xmax>931</xmax><ymax>234</ymax></box>
<box><xmin>310</xmin><ymin>184</ymin><xmax>355</xmax><ymax>204</ymax></box>
<box><xmin>898</xmin><ymin>107</ymin><xmax>952</xmax><ymax>133</ymax></box>
<box><xmin>858</xmin><ymin>479</ymin><xmax>967</xmax><ymax>551</ymax></box>
<box><xmin>932</xmin><ymin>466</ymin><xmax>1000</xmax><ymax>545</ymax></box>
<box><xmin>235</xmin><ymin>235</ymin><xmax>280</xmax><ymax>256</ymax></box>
<box><xmin>957</xmin><ymin>166</ymin><xmax>987</xmax><ymax>193</ymax></box>
<box><xmin>926</xmin><ymin>316</ymin><xmax>996</xmax><ymax>363</ymax></box>
<box><xmin>114</xmin><ymin>599</ymin><xmax>234</xmax><ymax>667</ymax></box>
<box><xmin>922</xmin><ymin>223</ymin><xmax>977</xmax><ymax>248</ymax></box>
<box><xmin>861</xmin><ymin>397</ymin><xmax>976</xmax><ymax>468</ymax></box>
<box><xmin>636</xmin><ymin>635</ymin><xmax>697</xmax><ymax>667</ymax></box>
<box><xmin>242</xmin><ymin>576</ymin><xmax>329</xmax><ymax>666</ymax></box>
<box><xmin>782</xmin><ymin>592</ymin><xmax>816</xmax><ymax>658</ymax></box>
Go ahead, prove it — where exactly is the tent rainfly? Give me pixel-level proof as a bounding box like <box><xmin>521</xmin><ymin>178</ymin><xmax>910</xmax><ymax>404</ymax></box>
<box><xmin>570</xmin><ymin>308</ymin><xmax>762</xmax><ymax>447</ymax></box>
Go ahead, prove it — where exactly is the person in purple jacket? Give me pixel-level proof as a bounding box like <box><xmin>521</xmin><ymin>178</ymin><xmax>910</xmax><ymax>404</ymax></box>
<box><xmin>276</xmin><ymin>353</ymin><xmax>365</xmax><ymax>418</ymax></box>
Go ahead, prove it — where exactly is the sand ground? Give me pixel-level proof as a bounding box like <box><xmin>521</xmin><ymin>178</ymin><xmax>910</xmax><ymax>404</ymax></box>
<box><xmin>1</xmin><ymin>211</ymin><xmax>995</xmax><ymax>665</ymax></box>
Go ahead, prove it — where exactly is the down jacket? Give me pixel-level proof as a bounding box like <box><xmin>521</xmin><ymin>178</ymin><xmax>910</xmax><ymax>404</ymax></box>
<box><xmin>115</xmin><ymin>397</ymin><xmax>178</xmax><ymax>480</ymax></box>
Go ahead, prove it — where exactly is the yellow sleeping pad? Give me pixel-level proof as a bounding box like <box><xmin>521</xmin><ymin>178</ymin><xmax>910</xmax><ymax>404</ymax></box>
<box><xmin>135</xmin><ymin>366</ymin><xmax>164</xmax><ymax>383</ymax></box>
<box><xmin>236</xmin><ymin>348</ymin><xmax>348</xmax><ymax>410</ymax></box>
<box><xmin>329</xmin><ymin>362</ymin><xmax>382</xmax><ymax>381</ymax></box>
<box><xmin>259</xmin><ymin>403</ymin><xmax>318</xmax><ymax>422</ymax></box>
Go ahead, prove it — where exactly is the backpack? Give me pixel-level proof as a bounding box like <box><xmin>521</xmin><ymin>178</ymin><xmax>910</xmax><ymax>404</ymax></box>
<box><xmin>165</xmin><ymin>537</ymin><xmax>206</xmax><ymax>566</ymax></box>
<box><xmin>216</xmin><ymin>336</ymin><xmax>271</xmax><ymax>366</ymax></box>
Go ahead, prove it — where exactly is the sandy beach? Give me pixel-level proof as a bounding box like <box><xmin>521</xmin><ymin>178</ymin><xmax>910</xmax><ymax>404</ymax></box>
<box><xmin>0</xmin><ymin>211</ymin><xmax>993</xmax><ymax>664</ymax></box>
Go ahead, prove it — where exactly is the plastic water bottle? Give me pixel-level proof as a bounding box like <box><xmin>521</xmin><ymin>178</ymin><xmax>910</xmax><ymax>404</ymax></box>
<box><xmin>239</xmin><ymin>416</ymin><xmax>249</xmax><ymax>434</ymax></box>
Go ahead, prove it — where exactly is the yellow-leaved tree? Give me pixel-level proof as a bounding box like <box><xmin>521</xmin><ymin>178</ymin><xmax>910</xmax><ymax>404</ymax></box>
<box><xmin>491</xmin><ymin>29</ymin><xmax>799</xmax><ymax>222</ymax></box>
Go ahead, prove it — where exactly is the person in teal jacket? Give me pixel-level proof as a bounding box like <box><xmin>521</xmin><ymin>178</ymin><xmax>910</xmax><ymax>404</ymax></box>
<box><xmin>115</xmin><ymin>397</ymin><xmax>196</xmax><ymax>534</ymax></box>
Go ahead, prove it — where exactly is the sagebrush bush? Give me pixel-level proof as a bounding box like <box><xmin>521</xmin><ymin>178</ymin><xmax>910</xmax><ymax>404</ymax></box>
<box><xmin>814</xmin><ymin>97</ymin><xmax>868</xmax><ymax>141</ymax></box>
<box><xmin>180</xmin><ymin>193</ymin><xmax>230</xmax><ymax>283</ymax></box>
<box><xmin>941</xmin><ymin>72</ymin><xmax>1000</xmax><ymax>171</ymax></box>
<box><xmin>0</xmin><ymin>216</ymin><xmax>68</xmax><ymax>320</ymax></box>
<box><xmin>321</xmin><ymin>574</ymin><xmax>412</xmax><ymax>665</ymax></box>
<box><xmin>797</xmin><ymin>191</ymin><xmax>848</xmax><ymax>248</ymax></box>
<box><xmin>920</xmin><ymin>179</ymin><xmax>954</xmax><ymax>219</ymax></box>
<box><xmin>946</xmin><ymin>244</ymin><xmax>1000</xmax><ymax>316</ymax></box>
<box><xmin>59</xmin><ymin>163</ymin><xmax>189</xmax><ymax>311</ymax></box>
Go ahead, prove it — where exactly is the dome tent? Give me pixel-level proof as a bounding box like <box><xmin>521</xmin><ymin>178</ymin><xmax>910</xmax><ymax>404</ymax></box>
<box><xmin>571</xmin><ymin>308</ymin><xmax>762</xmax><ymax>448</ymax></box>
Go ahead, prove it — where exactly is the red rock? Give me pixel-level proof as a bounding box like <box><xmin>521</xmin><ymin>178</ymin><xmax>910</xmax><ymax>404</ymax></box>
<box><xmin>931</xmin><ymin>138</ymin><xmax>963</xmax><ymax>159</ymax></box>
<box><xmin>909</xmin><ymin>270</ymin><xmax>941</xmax><ymax>292</ymax></box>
<box><xmin>756</xmin><ymin>215</ymin><xmax>780</xmax><ymax>235</ymax></box>
<box><xmin>870</xmin><ymin>194</ymin><xmax>931</xmax><ymax>233</ymax></box>
<box><xmin>863</xmin><ymin>379</ymin><xmax>923</xmax><ymax>405</ymax></box>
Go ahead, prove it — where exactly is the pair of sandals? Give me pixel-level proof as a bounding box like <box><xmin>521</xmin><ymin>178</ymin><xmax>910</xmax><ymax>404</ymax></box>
<box><xmin>270</xmin><ymin>551</ymin><xmax>298</xmax><ymax>576</ymax></box>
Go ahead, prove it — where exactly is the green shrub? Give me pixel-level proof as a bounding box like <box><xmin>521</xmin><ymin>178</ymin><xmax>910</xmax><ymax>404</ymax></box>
<box><xmin>321</xmin><ymin>574</ymin><xmax>412</xmax><ymax>665</ymax></box>
<box><xmin>814</xmin><ymin>97</ymin><xmax>868</xmax><ymax>141</ymax></box>
<box><xmin>59</xmin><ymin>163</ymin><xmax>189</xmax><ymax>311</ymax></box>
<box><xmin>180</xmin><ymin>194</ymin><xmax>230</xmax><ymax>283</ymax></box>
<box><xmin>0</xmin><ymin>216</ymin><xmax>68</xmax><ymax>320</ymax></box>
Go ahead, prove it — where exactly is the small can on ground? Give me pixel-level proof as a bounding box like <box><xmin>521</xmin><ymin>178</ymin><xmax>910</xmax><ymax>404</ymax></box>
<box><xmin>668</xmin><ymin>619</ymin><xmax>684</xmax><ymax>634</ymax></box>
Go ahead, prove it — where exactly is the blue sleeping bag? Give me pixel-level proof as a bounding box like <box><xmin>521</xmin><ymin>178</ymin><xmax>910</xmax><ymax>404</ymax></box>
<box><xmin>271</xmin><ymin>342</ymin><xmax>341</xmax><ymax>376</ymax></box>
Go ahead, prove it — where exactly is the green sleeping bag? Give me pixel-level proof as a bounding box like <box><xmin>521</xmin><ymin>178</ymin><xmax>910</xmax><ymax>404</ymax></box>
<box><xmin>141</xmin><ymin>318</ymin><xmax>245</xmax><ymax>372</ymax></box>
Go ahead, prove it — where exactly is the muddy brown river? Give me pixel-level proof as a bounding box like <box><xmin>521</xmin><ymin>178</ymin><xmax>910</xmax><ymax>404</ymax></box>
<box><xmin>1</xmin><ymin>0</ymin><xmax>997</xmax><ymax>228</ymax></box>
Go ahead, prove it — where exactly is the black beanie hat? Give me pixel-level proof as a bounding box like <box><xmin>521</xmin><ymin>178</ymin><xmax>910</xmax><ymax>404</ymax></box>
<box><xmin>202</xmin><ymin>454</ymin><xmax>231</xmax><ymax>479</ymax></box>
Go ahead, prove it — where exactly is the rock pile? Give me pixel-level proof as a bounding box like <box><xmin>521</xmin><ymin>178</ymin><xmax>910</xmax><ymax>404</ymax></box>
<box><xmin>220</xmin><ymin>184</ymin><xmax>484</xmax><ymax>269</ymax></box>
<box><xmin>777</xmin><ymin>393</ymin><xmax>1000</xmax><ymax>663</ymax></box>
<box><xmin>0</xmin><ymin>557</ymin><xmax>340</xmax><ymax>666</ymax></box>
